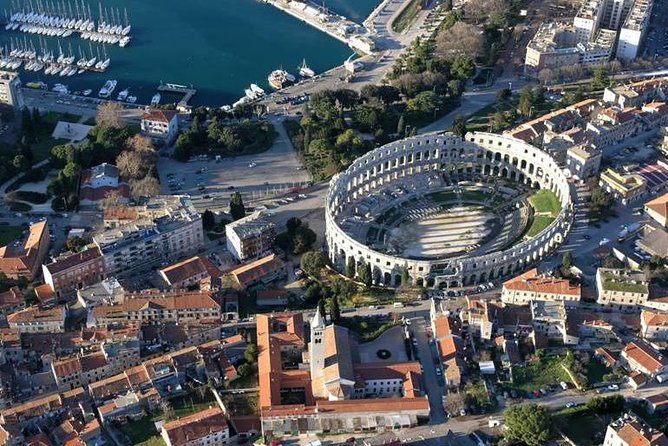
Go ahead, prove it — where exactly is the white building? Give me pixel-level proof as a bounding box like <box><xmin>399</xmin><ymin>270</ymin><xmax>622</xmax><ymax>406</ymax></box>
<box><xmin>161</xmin><ymin>407</ymin><xmax>229</xmax><ymax>446</ymax></box>
<box><xmin>0</xmin><ymin>71</ymin><xmax>23</xmax><ymax>109</ymax></box>
<box><xmin>617</xmin><ymin>0</ymin><xmax>653</xmax><ymax>59</ymax></box>
<box><xmin>225</xmin><ymin>212</ymin><xmax>276</xmax><ymax>262</ymax></box>
<box><xmin>141</xmin><ymin>109</ymin><xmax>179</xmax><ymax>144</ymax></box>
<box><xmin>596</xmin><ymin>268</ymin><xmax>649</xmax><ymax>311</ymax></box>
<box><xmin>603</xmin><ymin>414</ymin><xmax>668</xmax><ymax>446</ymax></box>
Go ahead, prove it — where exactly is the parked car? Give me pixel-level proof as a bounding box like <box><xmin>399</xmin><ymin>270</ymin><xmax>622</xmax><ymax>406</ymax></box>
<box><xmin>607</xmin><ymin>384</ymin><xmax>619</xmax><ymax>391</ymax></box>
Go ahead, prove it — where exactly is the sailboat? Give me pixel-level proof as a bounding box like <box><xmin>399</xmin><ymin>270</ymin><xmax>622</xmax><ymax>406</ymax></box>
<box><xmin>299</xmin><ymin>58</ymin><xmax>315</xmax><ymax>78</ymax></box>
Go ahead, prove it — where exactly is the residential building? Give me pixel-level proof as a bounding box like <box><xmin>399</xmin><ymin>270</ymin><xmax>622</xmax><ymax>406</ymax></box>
<box><xmin>595</xmin><ymin>346</ymin><xmax>619</xmax><ymax>368</ymax></box>
<box><xmin>603</xmin><ymin>414</ymin><xmax>668</xmax><ymax>446</ymax></box>
<box><xmin>77</xmin><ymin>277</ymin><xmax>125</xmax><ymax>308</ymax></box>
<box><xmin>141</xmin><ymin>109</ymin><xmax>178</xmax><ymax>144</ymax></box>
<box><xmin>524</xmin><ymin>21</ymin><xmax>580</xmax><ymax>73</ymax></box>
<box><xmin>596</xmin><ymin>268</ymin><xmax>649</xmax><ymax>310</ymax></box>
<box><xmin>617</xmin><ymin>0</ymin><xmax>654</xmax><ymax>60</ymax></box>
<box><xmin>225</xmin><ymin>212</ymin><xmax>276</xmax><ymax>262</ymax></box>
<box><xmin>158</xmin><ymin>256</ymin><xmax>221</xmax><ymax>290</ymax></box>
<box><xmin>566</xmin><ymin>145</ymin><xmax>602</xmax><ymax>179</ymax></box>
<box><xmin>89</xmin><ymin>290</ymin><xmax>221</xmax><ymax>327</ymax></box>
<box><xmin>645</xmin><ymin>192</ymin><xmax>668</xmax><ymax>227</ymax></box>
<box><xmin>646</xmin><ymin>393</ymin><xmax>668</xmax><ymax>414</ymax></box>
<box><xmin>160</xmin><ymin>407</ymin><xmax>229</xmax><ymax>446</ymax></box>
<box><xmin>42</xmin><ymin>246</ymin><xmax>105</xmax><ymax>299</ymax></box>
<box><xmin>0</xmin><ymin>71</ymin><xmax>23</xmax><ymax>109</ymax></box>
<box><xmin>599</xmin><ymin>168</ymin><xmax>647</xmax><ymax>204</ymax></box>
<box><xmin>93</xmin><ymin>196</ymin><xmax>204</xmax><ymax>277</ymax></box>
<box><xmin>620</xmin><ymin>340</ymin><xmax>668</xmax><ymax>378</ymax></box>
<box><xmin>0</xmin><ymin>287</ymin><xmax>24</xmax><ymax>321</ymax></box>
<box><xmin>227</xmin><ymin>254</ymin><xmax>286</xmax><ymax>290</ymax></box>
<box><xmin>430</xmin><ymin>308</ymin><xmax>465</xmax><ymax>387</ymax></box>
<box><xmin>257</xmin><ymin>311</ymin><xmax>429</xmax><ymax>435</ymax></box>
<box><xmin>78</xmin><ymin>163</ymin><xmax>130</xmax><ymax>206</ymax></box>
<box><xmin>7</xmin><ymin>306</ymin><xmax>66</xmax><ymax>333</ymax></box>
<box><xmin>501</xmin><ymin>268</ymin><xmax>581</xmax><ymax>306</ymax></box>
<box><xmin>603</xmin><ymin>77</ymin><xmax>668</xmax><ymax>108</ymax></box>
<box><xmin>0</xmin><ymin>221</ymin><xmax>49</xmax><ymax>280</ymax></box>
<box><xmin>641</xmin><ymin>309</ymin><xmax>668</xmax><ymax>340</ymax></box>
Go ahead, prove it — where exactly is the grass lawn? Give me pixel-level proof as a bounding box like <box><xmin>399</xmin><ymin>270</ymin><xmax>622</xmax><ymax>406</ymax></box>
<box><xmin>392</xmin><ymin>0</ymin><xmax>424</xmax><ymax>32</ymax></box>
<box><xmin>117</xmin><ymin>416</ymin><xmax>164</xmax><ymax>446</ymax></box>
<box><xmin>0</xmin><ymin>226</ymin><xmax>24</xmax><ymax>246</ymax></box>
<box><xmin>337</xmin><ymin>317</ymin><xmax>400</xmax><ymax>342</ymax></box>
<box><xmin>170</xmin><ymin>394</ymin><xmax>217</xmax><ymax>420</ymax></box>
<box><xmin>525</xmin><ymin>215</ymin><xmax>555</xmax><ymax>238</ymax></box>
<box><xmin>510</xmin><ymin>355</ymin><xmax>571</xmax><ymax>392</ymax></box>
<box><xmin>585</xmin><ymin>359</ymin><xmax>609</xmax><ymax>384</ymax></box>
<box><xmin>528</xmin><ymin>190</ymin><xmax>561</xmax><ymax>216</ymax></box>
<box><xmin>556</xmin><ymin>410</ymin><xmax>606</xmax><ymax>446</ymax></box>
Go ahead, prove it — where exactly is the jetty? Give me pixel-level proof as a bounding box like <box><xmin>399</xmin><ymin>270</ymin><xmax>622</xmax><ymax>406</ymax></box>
<box><xmin>261</xmin><ymin>0</ymin><xmax>376</xmax><ymax>55</ymax></box>
<box><xmin>157</xmin><ymin>83</ymin><xmax>196</xmax><ymax>110</ymax></box>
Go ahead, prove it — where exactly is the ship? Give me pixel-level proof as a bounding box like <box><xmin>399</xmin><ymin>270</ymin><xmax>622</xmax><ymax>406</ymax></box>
<box><xmin>267</xmin><ymin>69</ymin><xmax>295</xmax><ymax>90</ymax></box>
<box><xmin>116</xmin><ymin>88</ymin><xmax>129</xmax><ymax>101</ymax></box>
<box><xmin>298</xmin><ymin>59</ymin><xmax>315</xmax><ymax>78</ymax></box>
<box><xmin>150</xmin><ymin>93</ymin><xmax>161</xmax><ymax>106</ymax></box>
<box><xmin>98</xmin><ymin>79</ymin><xmax>117</xmax><ymax>98</ymax></box>
<box><xmin>250</xmin><ymin>83</ymin><xmax>265</xmax><ymax>96</ymax></box>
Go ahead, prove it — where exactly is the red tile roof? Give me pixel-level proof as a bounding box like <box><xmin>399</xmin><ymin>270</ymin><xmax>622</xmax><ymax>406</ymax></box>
<box><xmin>503</xmin><ymin>268</ymin><xmax>581</xmax><ymax>296</ymax></box>
<box><xmin>162</xmin><ymin>407</ymin><xmax>227</xmax><ymax>446</ymax></box>
<box><xmin>623</xmin><ymin>341</ymin><xmax>668</xmax><ymax>375</ymax></box>
<box><xmin>142</xmin><ymin>109</ymin><xmax>177</xmax><ymax>124</ymax></box>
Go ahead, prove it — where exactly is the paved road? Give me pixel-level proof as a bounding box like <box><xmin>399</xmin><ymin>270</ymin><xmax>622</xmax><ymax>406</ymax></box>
<box><xmin>411</xmin><ymin>317</ymin><xmax>447</xmax><ymax>424</ymax></box>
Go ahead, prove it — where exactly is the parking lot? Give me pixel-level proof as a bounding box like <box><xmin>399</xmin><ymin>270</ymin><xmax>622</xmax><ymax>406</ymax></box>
<box><xmin>157</xmin><ymin>116</ymin><xmax>311</xmax><ymax>214</ymax></box>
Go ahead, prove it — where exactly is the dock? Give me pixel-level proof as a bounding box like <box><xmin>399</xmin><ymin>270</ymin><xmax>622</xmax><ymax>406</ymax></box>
<box><xmin>157</xmin><ymin>83</ymin><xmax>197</xmax><ymax>110</ymax></box>
<box><xmin>262</xmin><ymin>0</ymin><xmax>376</xmax><ymax>54</ymax></box>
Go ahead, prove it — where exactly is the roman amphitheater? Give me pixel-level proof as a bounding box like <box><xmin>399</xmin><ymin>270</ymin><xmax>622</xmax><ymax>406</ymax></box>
<box><xmin>325</xmin><ymin>131</ymin><xmax>574</xmax><ymax>289</ymax></box>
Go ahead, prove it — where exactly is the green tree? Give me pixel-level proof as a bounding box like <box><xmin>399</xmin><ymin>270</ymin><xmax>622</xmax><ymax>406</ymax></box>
<box><xmin>244</xmin><ymin>343</ymin><xmax>258</xmax><ymax>364</ymax></box>
<box><xmin>397</xmin><ymin>114</ymin><xmax>406</xmax><ymax>136</ymax></box>
<box><xmin>504</xmin><ymin>404</ymin><xmax>552</xmax><ymax>446</ymax></box>
<box><xmin>448</xmin><ymin>79</ymin><xmax>464</xmax><ymax>98</ymax></box>
<box><xmin>346</xmin><ymin>256</ymin><xmax>356</xmax><ymax>278</ymax></box>
<box><xmin>12</xmin><ymin>155</ymin><xmax>28</xmax><ymax>170</ymax></box>
<box><xmin>518</xmin><ymin>86</ymin><xmax>535</xmax><ymax>118</ymax></box>
<box><xmin>328</xmin><ymin>294</ymin><xmax>341</xmax><ymax>322</ymax></box>
<box><xmin>300</xmin><ymin>251</ymin><xmax>328</xmax><ymax>277</ymax></box>
<box><xmin>450</xmin><ymin>57</ymin><xmax>475</xmax><ymax>80</ymax></box>
<box><xmin>318</xmin><ymin>298</ymin><xmax>326</xmax><ymax>320</ymax></box>
<box><xmin>407</xmin><ymin>91</ymin><xmax>441</xmax><ymax>116</ymax></box>
<box><xmin>496</xmin><ymin>88</ymin><xmax>511</xmax><ymax>102</ymax></box>
<box><xmin>202</xmin><ymin>209</ymin><xmax>216</xmax><ymax>230</ymax></box>
<box><xmin>62</xmin><ymin>162</ymin><xmax>81</xmax><ymax>179</ymax></box>
<box><xmin>491</xmin><ymin>112</ymin><xmax>506</xmax><ymax>132</ymax></box>
<box><xmin>591</xmin><ymin>65</ymin><xmax>610</xmax><ymax>90</ymax></box>
<box><xmin>229</xmin><ymin>192</ymin><xmax>246</xmax><ymax>220</ymax></box>
<box><xmin>586</xmin><ymin>395</ymin><xmax>625</xmax><ymax>414</ymax></box>
<box><xmin>357</xmin><ymin>260</ymin><xmax>370</xmax><ymax>286</ymax></box>
<box><xmin>237</xmin><ymin>363</ymin><xmax>251</xmax><ymax>377</ymax></box>
<box><xmin>451</xmin><ymin>115</ymin><xmax>468</xmax><ymax>138</ymax></box>
<box><xmin>562</xmin><ymin>251</ymin><xmax>573</xmax><ymax>269</ymax></box>
<box><xmin>66</xmin><ymin>236</ymin><xmax>88</xmax><ymax>253</ymax></box>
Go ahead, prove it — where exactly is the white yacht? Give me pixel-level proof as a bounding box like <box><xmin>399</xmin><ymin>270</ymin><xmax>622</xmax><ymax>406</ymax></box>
<box><xmin>99</xmin><ymin>79</ymin><xmax>117</xmax><ymax>98</ymax></box>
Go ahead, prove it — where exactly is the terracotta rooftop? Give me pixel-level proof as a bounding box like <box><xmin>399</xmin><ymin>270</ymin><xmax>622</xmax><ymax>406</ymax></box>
<box><xmin>503</xmin><ymin>268</ymin><xmax>581</xmax><ymax>296</ymax></box>
<box><xmin>44</xmin><ymin>246</ymin><xmax>102</xmax><ymax>275</ymax></box>
<box><xmin>159</xmin><ymin>256</ymin><xmax>221</xmax><ymax>286</ymax></box>
<box><xmin>162</xmin><ymin>407</ymin><xmax>227</xmax><ymax>446</ymax></box>
<box><xmin>642</xmin><ymin>309</ymin><xmax>668</xmax><ymax>328</ymax></box>
<box><xmin>646</xmin><ymin>192</ymin><xmax>668</xmax><ymax>220</ymax></box>
<box><xmin>0</xmin><ymin>287</ymin><xmax>22</xmax><ymax>310</ymax></box>
<box><xmin>623</xmin><ymin>341</ymin><xmax>668</xmax><ymax>374</ymax></box>
<box><xmin>92</xmin><ymin>291</ymin><xmax>220</xmax><ymax>318</ymax></box>
<box><xmin>616</xmin><ymin>420</ymin><xmax>668</xmax><ymax>446</ymax></box>
<box><xmin>229</xmin><ymin>254</ymin><xmax>284</xmax><ymax>288</ymax></box>
<box><xmin>142</xmin><ymin>108</ymin><xmax>177</xmax><ymax>123</ymax></box>
<box><xmin>7</xmin><ymin>306</ymin><xmax>64</xmax><ymax>325</ymax></box>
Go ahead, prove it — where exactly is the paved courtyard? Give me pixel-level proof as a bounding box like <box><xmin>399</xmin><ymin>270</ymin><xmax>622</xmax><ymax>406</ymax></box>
<box><xmin>356</xmin><ymin>326</ymin><xmax>408</xmax><ymax>363</ymax></box>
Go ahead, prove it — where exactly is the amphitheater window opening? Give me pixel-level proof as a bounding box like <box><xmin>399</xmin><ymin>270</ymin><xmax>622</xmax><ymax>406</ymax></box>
<box><xmin>521</xmin><ymin>160</ymin><xmax>527</xmax><ymax>169</ymax></box>
<box><xmin>510</xmin><ymin>171</ymin><xmax>517</xmax><ymax>181</ymax></box>
<box><xmin>485</xmin><ymin>152</ymin><xmax>493</xmax><ymax>161</ymax></box>
<box><xmin>450</xmin><ymin>281</ymin><xmax>459</xmax><ymax>288</ymax></box>
<box><xmin>506</xmin><ymin>265</ymin><xmax>513</xmax><ymax>275</ymax></box>
<box><xmin>494</xmin><ymin>152</ymin><xmax>501</xmax><ymax>161</ymax></box>
<box><xmin>529</xmin><ymin>164</ymin><xmax>534</xmax><ymax>174</ymax></box>
<box><xmin>416</xmin><ymin>278</ymin><xmax>424</xmax><ymax>288</ymax></box>
<box><xmin>533</xmin><ymin>181</ymin><xmax>540</xmax><ymax>189</ymax></box>
<box><xmin>503</xmin><ymin>155</ymin><xmax>510</xmax><ymax>163</ymax></box>
<box><xmin>469</xmin><ymin>274</ymin><xmax>477</xmax><ymax>284</ymax></box>
<box><xmin>501</xmin><ymin>168</ymin><xmax>508</xmax><ymax>178</ymax></box>
<box><xmin>424</xmin><ymin>151</ymin><xmax>430</xmax><ymax>160</ymax></box>
<box><xmin>479</xmin><ymin>272</ymin><xmax>487</xmax><ymax>282</ymax></box>
<box><xmin>384</xmin><ymin>273</ymin><xmax>392</xmax><ymax>286</ymax></box>
<box><xmin>394</xmin><ymin>275</ymin><xmax>402</xmax><ymax>287</ymax></box>
<box><xmin>488</xmin><ymin>270</ymin><xmax>495</xmax><ymax>280</ymax></box>
<box><xmin>484</xmin><ymin>165</ymin><xmax>491</xmax><ymax>175</ymax></box>
<box><xmin>512</xmin><ymin>157</ymin><xmax>519</xmax><ymax>167</ymax></box>
<box><xmin>427</xmin><ymin>278</ymin><xmax>435</xmax><ymax>287</ymax></box>
<box><xmin>493</xmin><ymin>166</ymin><xmax>500</xmax><ymax>176</ymax></box>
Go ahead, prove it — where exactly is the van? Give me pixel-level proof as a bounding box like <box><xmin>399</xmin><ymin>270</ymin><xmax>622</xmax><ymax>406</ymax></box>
<box><xmin>393</xmin><ymin>302</ymin><xmax>404</xmax><ymax>308</ymax></box>
<box><xmin>560</xmin><ymin>381</ymin><xmax>569</xmax><ymax>390</ymax></box>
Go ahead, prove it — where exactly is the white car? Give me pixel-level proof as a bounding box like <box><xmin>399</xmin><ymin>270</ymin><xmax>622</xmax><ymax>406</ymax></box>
<box><xmin>607</xmin><ymin>384</ymin><xmax>619</xmax><ymax>391</ymax></box>
<box><xmin>435</xmin><ymin>368</ymin><xmax>442</xmax><ymax>376</ymax></box>
<box><xmin>599</xmin><ymin>238</ymin><xmax>610</xmax><ymax>246</ymax></box>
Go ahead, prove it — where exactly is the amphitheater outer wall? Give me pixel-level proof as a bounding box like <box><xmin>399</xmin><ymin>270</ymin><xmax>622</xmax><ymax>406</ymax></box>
<box><xmin>325</xmin><ymin>131</ymin><xmax>574</xmax><ymax>289</ymax></box>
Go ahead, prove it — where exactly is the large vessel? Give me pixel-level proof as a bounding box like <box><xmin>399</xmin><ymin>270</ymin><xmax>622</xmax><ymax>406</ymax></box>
<box><xmin>267</xmin><ymin>69</ymin><xmax>296</xmax><ymax>90</ymax></box>
<box><xmin>98</xmin><ymin>79</ymin><xmax>117</xmax><ymax>98</ymax></box>
<box><xmin>298</xmin><ymin>59</ymin><xmax>315</xmax><ymax>78</ymax></box>
<box><xmin>150</xmin><ymin>93</ymin><xmax>161</xmax><ymax>106</ymax></box>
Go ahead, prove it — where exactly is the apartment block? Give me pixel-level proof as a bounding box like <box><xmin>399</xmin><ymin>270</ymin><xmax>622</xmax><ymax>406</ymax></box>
<box><xmin>501</xmin><ymin>268</ymin><xmax>581</xmax><ymax>306</ymax></box>
<box><xmin>0</xmin><ymin>221</ymin><xmax>49</xmax><ymax>281</ymax></box>
<box><xmin>42</xmin><ymin>246</ymin><xmax>105</xmax><ymax>299</ymax></box>
<box><xmin>596</xmin><ymin>268</ymin><xmax>649</xmax><ymax>310</ymax></box>
<box><xmin>225</xmin><ymin>212</ymin><xmax>276</xmax><ymax>261</ymax></box>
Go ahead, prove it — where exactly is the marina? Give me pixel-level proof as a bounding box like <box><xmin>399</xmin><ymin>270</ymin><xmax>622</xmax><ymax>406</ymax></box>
<box><xmin>0</xmin><ymin>0</ymin><xmax>382</xmax><ymax>106</ymax></box>
<box><xmin>3</xmin><ymin>0</ymin><xmax>133</xmax><ymax>47</ymax></box>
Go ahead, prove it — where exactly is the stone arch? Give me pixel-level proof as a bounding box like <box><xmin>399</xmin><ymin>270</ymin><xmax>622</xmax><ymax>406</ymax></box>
<box><xmin>384</xmin><ymin>272</ymin><xmax>391</xmax><ymax>286</ymax></box>
<box><xmin>479</xmin><ymin>272</ymin><xmax>487</xmax><ymax>283</ymax></box>
<box><xmin>469</xmin><ymin>273</ymin><xmax>477</xmax><ymax>284</ymax></box>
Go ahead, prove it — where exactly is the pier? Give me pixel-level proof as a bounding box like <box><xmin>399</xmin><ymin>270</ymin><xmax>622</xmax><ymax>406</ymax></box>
<box><xmin>157</xmin><ymin>83</ymin><xmax>197</xmax><ymax>110</ymax></box>
<box><xmin>261</xmin><ymin>0</ymin><xmax>376</xmax><ymax>54</ymax></box>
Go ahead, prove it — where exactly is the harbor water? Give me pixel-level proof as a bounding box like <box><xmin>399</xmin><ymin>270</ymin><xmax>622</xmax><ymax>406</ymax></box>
<box><xmin>0</xmin><ymin>0</ymin><xmax>382</xmax><ymax>106</ymax></box>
